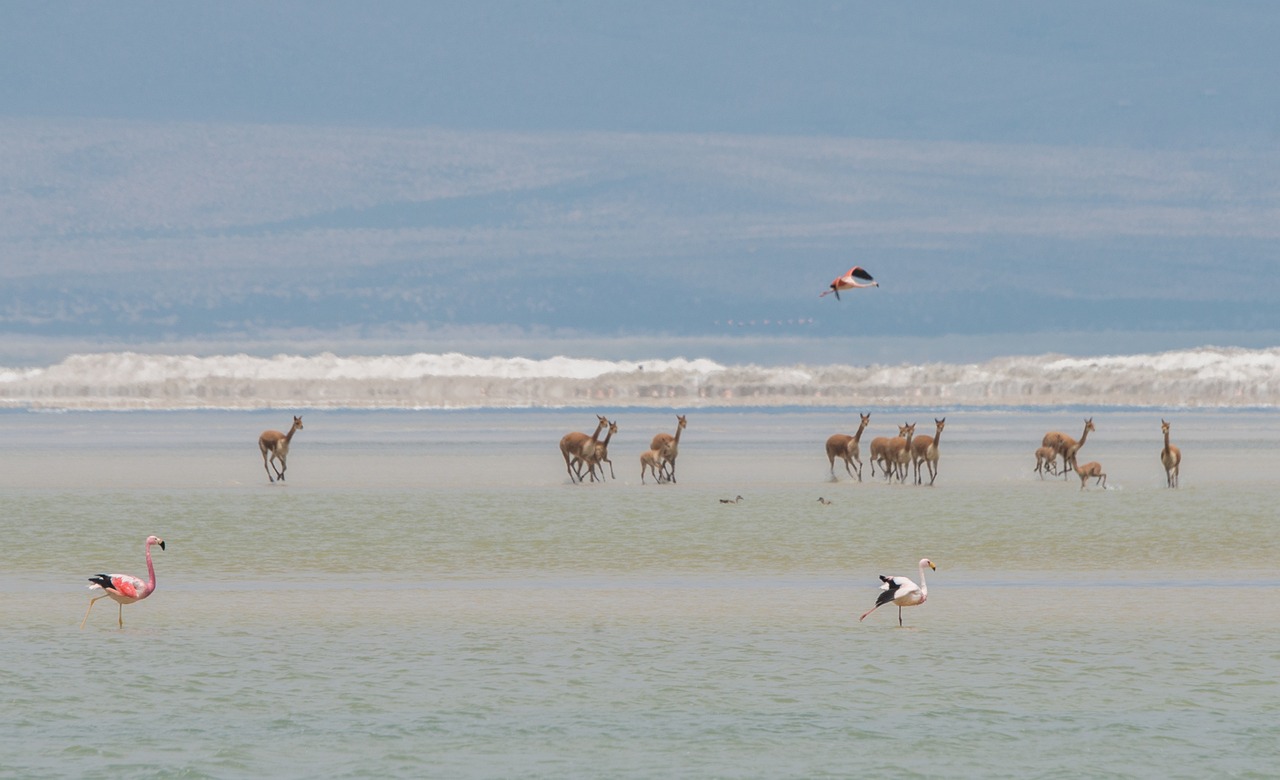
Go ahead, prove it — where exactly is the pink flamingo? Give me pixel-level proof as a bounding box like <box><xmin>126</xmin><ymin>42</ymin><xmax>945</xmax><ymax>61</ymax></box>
<box><xmin>819</xmin><ymin>265</ymin><xmax>879</xmax><ymax>300</ymax></box>
<box><xmin>859</xmin><ymin>557</ymin><xmax>935</xmax><ymax>626</ymax></box>
<box><xmin>80</xmin><ymin>535</ymin><xmax>165</xmax><ymax>629</ymax></box>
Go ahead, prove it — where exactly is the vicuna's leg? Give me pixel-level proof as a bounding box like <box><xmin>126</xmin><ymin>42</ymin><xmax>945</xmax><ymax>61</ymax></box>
<box><xmin>261</xmin><ymin>444</ymin><xmax>276</xmax><ymax>483</ymax></box>
<box><xmin>563</xmin><ymin>449</ymin><xmax>580</xmax><ymax>483</ymax></box>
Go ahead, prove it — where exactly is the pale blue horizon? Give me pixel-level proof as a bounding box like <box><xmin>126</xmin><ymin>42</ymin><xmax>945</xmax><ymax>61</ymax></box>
<box><xmin>1</xmin><ymin>1</ymin><xmax>1276</xmax><ymax>366</ymax></box>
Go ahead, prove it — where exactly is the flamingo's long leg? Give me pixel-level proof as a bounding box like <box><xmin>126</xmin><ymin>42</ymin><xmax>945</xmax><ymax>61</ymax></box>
<box><xmin>118</xmin><ymin>603</ymin><xmax>124</xmax><ymax>628</ymax></box>
<box><xmin>80</xmin><ymin>595</ymin><xmax>105</xmax><ymax>629</ymax></box>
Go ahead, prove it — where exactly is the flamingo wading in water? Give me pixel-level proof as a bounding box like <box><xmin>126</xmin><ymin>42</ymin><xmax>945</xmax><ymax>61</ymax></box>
<box><xmin>859</xmin><ymin>558</ymin><xmax>935</xmax><ymax>626</ymax></box>
<box><xmin>819</xmin><ymin>266</ymin><xmax>879</xmax><ymax>300</ymax></box>
<box><xmin>80</xmin><ymin>535</ymin><xmax>165</xmax><ymax>629</ymax></box>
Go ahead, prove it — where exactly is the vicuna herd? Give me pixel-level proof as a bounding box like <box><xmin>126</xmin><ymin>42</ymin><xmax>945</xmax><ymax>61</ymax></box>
<box><xmin>849</xmin><ymin>418</ymin><xmax>948</xmax><ymax>486</ymax></box>
<box><xmin>1035</xmin><ymin>416</ymin><xmax>1183</xmax><ymax>490</ymax></box>
<box><xmin>252</xmin><ymin>412</ymin><xmax>1183</xmax><ymax>491</ymax></box>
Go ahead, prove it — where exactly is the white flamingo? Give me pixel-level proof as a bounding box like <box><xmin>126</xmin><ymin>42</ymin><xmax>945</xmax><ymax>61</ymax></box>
<box><xmin>859</xmin><ymin>558</ymin><xmax>935</xmax><ymax>626</ymax></box>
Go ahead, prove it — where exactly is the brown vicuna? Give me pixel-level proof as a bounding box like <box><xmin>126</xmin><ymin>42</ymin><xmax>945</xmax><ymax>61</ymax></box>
<box><xmin>826</xmin><ymin>412</ymin><xmax>871</xmax><ymax>481</ymax></box>
<box><xmin>1074</xmin><ymin>461</ymin><xmax>1107</xmax><ymax>491</ymax></box>
<box><xmin>1160</xmin><ymin>419</ymin><xmax>1181</xmax><ymax>488</ymax></box>
<box><xmin>259</xmin><ymin>415</ymin><xmax>303</xmax><ymax>483</ymax></box>
<box><xmin>1060</xmin><ymin>417</ymin><xmax>1095</xmax><ymax>477</ymax></box>
<box><xmin>560</xmin><ymin>415</ymin><xmax>608</xmax><ymax>483</ymax></box>
<box><xmin>577</xmin><ymin>419</ymin><xmax>618</xmax><ymax>482</ymax></box>
<box><xmin>1034</xmin><ymin>446</ymin><xmax>1060</xmax><ymax>478</ymax></box>
<box><xmin>869</xmin><ymin>423</ymin><xmax>907</xmax><ymax>478</ymax></box>
<box><xmin>1043</xmin><ymin>418</ymin><xmax>1094</xmax><ymax>480</ymax></box>
<box><xmin>640</xmin><ymin>448</ymin><xmax>665</xmax><ymax>484</ymax></box>
<box><xmin>883</xmin><ymin>422</ymin><xmax>917</xmax><ymax>483</ymax></box>
<box><xmin>911</xmin><ymin>417</ymin><xmax>946</xmax><ymax>485</ymax></box>
<box><xmin>650</xmin><ymin>414</ymin><xmax>687</xmax><ymax>483</ymax></box>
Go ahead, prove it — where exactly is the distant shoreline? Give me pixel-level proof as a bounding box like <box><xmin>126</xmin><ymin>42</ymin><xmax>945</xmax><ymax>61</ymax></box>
<box><xmin>1</xmin><ymin>346</ymin><xmax>1276</xmax><ymax>411</ymax></box>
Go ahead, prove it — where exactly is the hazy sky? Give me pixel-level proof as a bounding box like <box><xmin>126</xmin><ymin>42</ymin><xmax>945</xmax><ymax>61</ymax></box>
<box><xmin>1</xmin><ymin>1</ymin><xmax>1277</xmax><ymax>365</ymax></box>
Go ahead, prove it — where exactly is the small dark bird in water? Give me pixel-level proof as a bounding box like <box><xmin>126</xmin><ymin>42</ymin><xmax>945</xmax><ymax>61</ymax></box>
<box><xmin>817</xmin><ymin>497</ymin><xmax>832</xmax><ymax>505</ymax></box>
<box><xmin>719</xmin><ymin>495</ymin><xmax>744</xmax><ymax>504</ymax></box>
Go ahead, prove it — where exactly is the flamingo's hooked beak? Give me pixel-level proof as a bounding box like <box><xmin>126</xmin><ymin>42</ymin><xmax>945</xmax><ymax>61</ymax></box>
<box><xmin>929</xmin><ymin>561</ymin><xmax>936</xmax><ymax>570</ymax></box>
<box><xmin>158</xmin><ymin>540</ymin><xmax>166</xmax><ymax>551</ymax></box>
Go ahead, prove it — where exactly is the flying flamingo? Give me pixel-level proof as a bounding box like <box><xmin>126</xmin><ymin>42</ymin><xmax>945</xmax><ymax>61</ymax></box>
<box><xmin>859</xmin><ymin>557</ymin><xmax>935</xmax><ymax>626</ymax></box>
<box><xmin>80</xmin><ymin>535</ymin><xmax>165</xmax><ymax>629</ymax></box>
<box><xmin>819</xmin><ymin>266</ymin><xmax>879</xmax><ymax>300</ymax></box>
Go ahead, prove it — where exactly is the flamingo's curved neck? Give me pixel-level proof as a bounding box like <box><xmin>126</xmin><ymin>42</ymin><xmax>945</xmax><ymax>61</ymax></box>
<box><xmin>918</xmin><ymin>561</ymin><xmax>929</xmax><ymax>599</ymax></box>
<box><xmin>143</xmin><ymin>542</ymin><xmax>158</xmax><ymax>596</ymax></box>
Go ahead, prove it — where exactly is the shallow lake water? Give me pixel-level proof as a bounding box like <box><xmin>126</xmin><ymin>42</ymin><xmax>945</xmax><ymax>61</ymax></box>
<box><xmin>2</xmin><ymin>408</ymin><xmax>1277</xmax><ymax>778</ymax></box>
